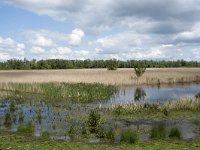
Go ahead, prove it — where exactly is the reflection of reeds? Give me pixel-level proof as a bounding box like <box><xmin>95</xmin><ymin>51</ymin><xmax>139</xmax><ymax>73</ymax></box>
<box><xmin>110</xmin><ymin>98</ymin><xmax>200</xmax><ymax>115</ymax></box>
<box><xmin>0</xmin><ymin>68</ymin><xmax>199</xmax><ymax>85</ymax></box>
<box><xmin>0</xmin><ymin>82</ymin><xmax>116</xmax><ymax>102</ymax></box>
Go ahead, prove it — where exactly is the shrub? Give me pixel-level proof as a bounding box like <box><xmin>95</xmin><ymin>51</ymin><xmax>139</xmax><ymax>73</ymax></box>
<box><xmin>169</xmin><ymin>128</ymin><xmax>182</xmax><ymax>139</ymax></box>
<box><xmin>17</xmin><ymin>122</ymin><xmax>35</xmax><ymax>135</ymax></box>
<box><xmin>120</xmin><ymin>128</ymin><xmax>139</xmax><ymax>144</ymax></box>
<box><xmin>150</xmin><ymin>123</ymin><xmax>166</xmax><ymax>140</ymax></box>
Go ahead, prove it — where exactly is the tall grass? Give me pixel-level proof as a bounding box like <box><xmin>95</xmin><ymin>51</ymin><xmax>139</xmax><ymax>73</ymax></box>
<box><xmin>0</xmin><ymin>82</ymin><xmax>117</xmax><ymax>102</ymax></box>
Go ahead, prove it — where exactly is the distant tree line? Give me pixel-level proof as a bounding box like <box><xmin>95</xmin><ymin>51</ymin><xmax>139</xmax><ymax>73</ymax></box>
<box><xmin>0</xmin><ymin>58</ymin><xmax>199</xmax><ymax>70</ymax></box>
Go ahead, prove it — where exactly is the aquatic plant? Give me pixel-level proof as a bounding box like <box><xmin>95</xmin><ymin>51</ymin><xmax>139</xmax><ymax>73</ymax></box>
<box><xmin>18</xmin><ymin>111</ymin><xmax>24</xmax><ymax>122</ymax></box>
<box><xmin>9</xmin><ymin>101</ymin><xmax>16</xmax><ymax>113</ymax></box>
<box><xmin>17</xmin><ymin>122</ymin><xmax>35</xmax><ymax>135</ymax></box>
<box><xmin>4</xmin><ymin>113</ymin><xmax>12</xmax><ymax>128</ymax></box>
<box><xmin>87</xmin><ymin>110</ymin><xmax>102</xmax><ymax>134</ymax></box>
<box><xmin>120</xmin><ymin>127</ymin><xmax>139</xmax><ymax>144</ymax></box>
<box><xmin>169</xmin><ymin>127</ymin><xmax>182</xmax><ymax>140</ymax></box>
<box><xmin>105</xmin><ymin>127</ymin><xmax>115</xmax><ymax>140</ymax></box>
<box><xmin>150</xmin><ymin>123</ymin><xmax>166</xmax><ymax>140</ymax></box>
<box><xmin>37</xmin><ymin>109</ymin><xmax>42</xmax><ymax>124</ymax></box>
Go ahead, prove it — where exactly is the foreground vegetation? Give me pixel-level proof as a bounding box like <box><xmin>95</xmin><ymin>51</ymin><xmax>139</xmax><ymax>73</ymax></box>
<box><xmin>109</xmin><ymin>97</ymin><xmax>200</xmax><ymax>118</ymax></box>
<box><xmin>0</xmin><ymin>82</ymin><xmax>116</xmax><ymax>102</ymax></box>
<box><xmin>0</xmin><ymin>59</ymin><xmax>200</xmax><ymax>70</ymax></box>
<box><xmin>0</xmin><ymin>132</ymin><xmax>200</xmax><ymax>150</ymax></box>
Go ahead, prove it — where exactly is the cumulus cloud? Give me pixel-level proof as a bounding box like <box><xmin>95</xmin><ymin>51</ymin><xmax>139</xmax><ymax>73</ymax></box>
<box><xmin>0</xmin><ymin>37</ymin><xmax>26</xmax><ymax>61</ymax></box>
<box><xmin>24</xmin><ymin>28</ymin><xmax>84</xmax><ymax>47</ymax></box>
<box><xmin>69</xmin><ymin>28</ymin><xmax>85</xmax><ymax>46</ymax></box>
<box><xmin>30</xmin><ymin>46</ymin><xmax>45</xmax><ymax>54</ymax></box>
<box><xmin>1</xmin><ymin>1</ymin><xmax>200</xmax><ymax>60</ymax></box>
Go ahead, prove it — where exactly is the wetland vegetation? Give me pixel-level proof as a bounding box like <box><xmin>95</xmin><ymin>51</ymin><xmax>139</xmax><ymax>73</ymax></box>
<box><xmin>0</xmin><ymin>69</ymin><xmax>200</xmax><ymax>149</ymax></box>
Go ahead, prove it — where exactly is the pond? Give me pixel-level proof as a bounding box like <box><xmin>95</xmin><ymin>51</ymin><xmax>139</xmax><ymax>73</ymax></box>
<box><xmin>0</xmin><ymin>83</ymin><xmax>200</xmax><ymax>143</ymax></box>
<box><xmin>103</xmin><ymin>83</ymin><xmax>200</xmax><ymax>106</ymax></box>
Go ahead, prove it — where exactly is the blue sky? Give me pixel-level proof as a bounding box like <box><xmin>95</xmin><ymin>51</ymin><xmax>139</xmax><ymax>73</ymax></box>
<box><xmin>0</xmin><ymin>0</ymin><xmax>200</xmax><ymax>61</ymax></box>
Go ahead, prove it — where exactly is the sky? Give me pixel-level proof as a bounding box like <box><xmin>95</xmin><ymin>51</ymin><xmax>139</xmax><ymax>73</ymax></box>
<box><xmin>0</xmin><ymin>0</ymin><xmax>200</xmax><ymax>61</ymax></box>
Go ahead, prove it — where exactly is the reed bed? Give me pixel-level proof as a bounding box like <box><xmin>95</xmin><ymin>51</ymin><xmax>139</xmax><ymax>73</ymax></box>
<box><xmin>109</xmin><ymin>98</ymin><xmax>200</xmax><ymax>115</ymax></box>
<box><xmin>0</xmin><ymin>82</ymin><xmax>117</xmax><ymax>102</ymax></box>
<box><xmin>0</xmin><ymin>68</ymin><xmax>200</xmax><ymax>85</ymax></box>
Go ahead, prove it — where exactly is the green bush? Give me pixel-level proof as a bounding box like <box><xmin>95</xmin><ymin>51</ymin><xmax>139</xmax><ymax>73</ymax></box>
<box><xmin>120</xmin><ymin>128</ymin><xmax>139</xmax><ymax>144</ymax></box>
<box><xmin>150</xmin><ymin>123</ymin><xmax>166</xmax><ymax>140</ymax></box>
<box><xmin>169</xmin><ymin>128</ymin><xmax>182</xmax><ymax>139</ymax></box>
<box><xmin>17</xmin><ymin>122</ymin><xmax>35</xmax><ymax>135</ymax></box>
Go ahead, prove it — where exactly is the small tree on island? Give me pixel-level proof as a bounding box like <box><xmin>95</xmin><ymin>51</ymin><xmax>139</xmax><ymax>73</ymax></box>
<box><xmin>106</xmin><ymin>59</ymin><xmax>118</xmax><ymax>70</ymax></box>
<box><xmin>134</xmin><ymin>63</ymin><xmax>146</xmax><ymax>84</ymax></box>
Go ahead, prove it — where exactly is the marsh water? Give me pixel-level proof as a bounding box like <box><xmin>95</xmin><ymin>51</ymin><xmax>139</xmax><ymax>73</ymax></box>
<box><xmin>104</xmin><ymin>83</ymin><xmax>200</xmax><ymax>106</ymax></box>
<box><xmin>0</xmin><ymin>83</ymin><xmax>200</xmax><ymax>142</ymax></box>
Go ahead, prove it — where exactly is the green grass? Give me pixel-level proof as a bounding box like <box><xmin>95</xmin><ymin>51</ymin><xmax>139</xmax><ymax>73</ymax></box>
<box><xmin>0</xmin><ymin>82</ymin><xmax>117</xmax><ymax>102</ymax></box>
<box><xmin>0</xmin><ymin>132</ymin><xmax>200</xmax><ymax>150</ymax></box>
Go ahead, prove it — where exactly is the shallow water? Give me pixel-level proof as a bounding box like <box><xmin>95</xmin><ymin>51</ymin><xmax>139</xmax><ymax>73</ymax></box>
<box><xmin>0</xmin><ymin>83</ymin><xmax>200</xmax><ymax>142</ymax></box>
<box><xmin>103</xmin><ymin>83</ymin><xmax>200</xmax><ymax>106</ymax></box>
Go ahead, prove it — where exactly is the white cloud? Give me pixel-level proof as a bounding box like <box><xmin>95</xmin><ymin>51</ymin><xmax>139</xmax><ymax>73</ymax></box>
<box><xmin>69</xmin><ymin>28</ymin><xmax>84</xmax><ymax>46</ymax></box>
<box><xmin>28</xmin><ymin>34</ymin><xmax>55</xmax><ymax>47</ymax></box>
<box><xmin>96</xmin><ymin>31</ymin><xmax>149</xmax><ymax>50</ymax></box>
<box><xmin>50</xmin><ymin>46</ymin><xmax>72</xmax><ymax>55</ymax></box>
<box><xmin>30</xmin><ymin>46</ymin><xmax>45</xmax><ymax>54</ymax></box>
<box><xmin>0</xmin><ymin>37</ymin><xmax>26</xmax><ymax>61</ymax></box>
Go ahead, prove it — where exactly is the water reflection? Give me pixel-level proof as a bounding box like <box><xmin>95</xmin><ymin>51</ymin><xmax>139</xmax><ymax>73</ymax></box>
<box><xmin>134</xmin><ymin>87</ymin><xmax>146</xmax><ymax>102</ymax></box>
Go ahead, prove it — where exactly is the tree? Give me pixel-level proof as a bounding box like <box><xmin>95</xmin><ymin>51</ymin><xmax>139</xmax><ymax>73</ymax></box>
<box><xmin>106</xmin><ymin>59</ymin><xmax>118</xmax><ymax>70</ymax></box>
<box><xmin>134</xmin><ymin>64</ymin><xmax>146</xmax><ymax>84</ymax></box>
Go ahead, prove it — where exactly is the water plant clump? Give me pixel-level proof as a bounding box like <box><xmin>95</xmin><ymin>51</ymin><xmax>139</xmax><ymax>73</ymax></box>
<box><xmin>87</xmin><ymin>110</ymin><xmax>102</xmax><ymax>134</ymax></box>
<box><xmin>18</xmin><ymin>111</ymin><xmax>24</xmax><ymax>122</ymax></box>
<box><xmin>150</xmin><ymin>123</ymin><xmax>167</xmax><ymax>140</ymax></box>
<box><xmin>17</xmin><ymin>122</ymin><xmax>35</xmax><ymax>135</ymax></box>
<box><xmin>120</xmin><ymin>127</ymin><xmax>139</xmax><ymax>144</ymax></box>
<box><xmin>4</xmin><ymin>113</ymin><xmax>12</xmax><ymax>128</ymax></box>
<box><xmin>9</xmin><ymin>101</ymin><xmax>16</xmax><ymax>113</ymax></box>
<box><xmin>169</xmin><ymin>127</ymin><xmax>182</xmax><ymax>140</ymax></box>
